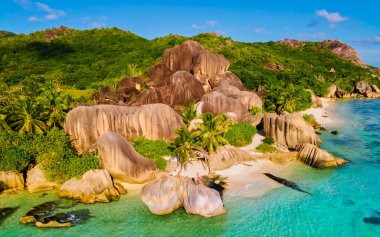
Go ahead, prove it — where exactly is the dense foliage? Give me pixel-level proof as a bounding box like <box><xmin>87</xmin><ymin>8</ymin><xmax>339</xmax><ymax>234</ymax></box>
<box><xmin>263</xmin><ymin>137</ymin><xmax>275</xmax><ymax>145</ymax></box>
<box><xmin>225</xmin><ymin>122</ymin><xmax>257</xmax><ymax>147</ymax></box>
<box><xmin>256</xmin><ymin>143</ymin><xmax>278</xmax><ymax>153</ymax></box>
<box><xmin>132</xmin><ymin>137</ymin><xmax>171</xmax><ymax>170</ymax></box>
<box><xmin>1</xmin><ymin>27</ymin><xmax>378</xmax><ymax>113</ymax></box>
<box><xmin>0</xmin><ymin>128</ymin><xmax>100</xmax><ymax>183</ymax></box>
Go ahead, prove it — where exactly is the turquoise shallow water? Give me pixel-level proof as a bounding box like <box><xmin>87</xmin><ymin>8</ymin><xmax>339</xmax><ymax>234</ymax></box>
<box><xmin>1</xmin><ymin>99</ymin><xmax>380</xmax><ymax>236</ymax></box>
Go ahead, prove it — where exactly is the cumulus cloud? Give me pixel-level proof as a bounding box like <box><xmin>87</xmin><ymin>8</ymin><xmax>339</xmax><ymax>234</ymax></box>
<box><xmin>35</xmin><ymin>2</ymin><xmax>66</xmax><ymax>21</ymax></box>
<box><xmin>315</xmin><ymin>9</ymin><xmax>348</xmax><ymax>28</ymax></box>
<box><xmin>90</xmin><ymin>22</ymin><xmax>105</xmax><ymax>28</ymax></box>
<box><xmin>191</xmin><ymin>24</ymin><xmax>206</xmax><ymax>29</ymax></box>
<box><xmin>28</xmin><ymin>16</ymin><xmax>42</xmax><ymax>22</ymax></box>
<box><xmin>352</xmin><ymin>36</ymin><xmax>380</xmax><ymax>46</ymax></box>
<box><xmin>206</xmin><ymin>20</ymin><xmax>218</xmax><ymax>27</ymax></box>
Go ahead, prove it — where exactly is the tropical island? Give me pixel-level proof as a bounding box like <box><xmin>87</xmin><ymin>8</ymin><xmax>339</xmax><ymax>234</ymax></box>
<box><xmin>1</xmin><ymin>27</ymin><xmax>380</xmax><ymax>229</ymax></box>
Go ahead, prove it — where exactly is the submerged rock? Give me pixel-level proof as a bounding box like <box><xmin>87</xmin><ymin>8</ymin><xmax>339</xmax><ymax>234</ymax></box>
<box><xmin>26</xmin><ymin>165</ymin><xmax>59</xmax><ymax>193</ymax></box>
<box><xmin>64</xmin><ymin>104</ymin><xmax>184</xmax><ymax>153</ymax></box>
<box><xmin>0</xmin><ymin>207</ymin><xmax>18</xmax><ymax>224</ymax></box>
<box><xmin>263</xmin><ymin>113</ymin><xmax>321</xmax><ymax>149</ymax></box>
<box><xmin>35</xmin><ymin>209</ymin><xmax>92</xmax><ymax>228</ymax></box>
<box><xmin>263</xmin><ymin>173</ymin><xmax>312</xmax><ymax>195</ymax></box>
<box><xmin>363</xmin><ymin>217</ymin><xmax>380</xmax><ymax>225</ymax></box>
<box><xmin>20</xmin><ymin>202</ymin><xmax>57</xmax><ymax>224</ymax></box>
<box><xmin>141</xmin><ymin>175</ymin><xmax>227</xmax><ymax>218</ymax></box>
<box><xmin>58</xmin><ymin>169</ymin><xmax>120</xmax><ymax>204</ymax></box>
<box><xmin>0</xmin><ymin>171</ymin><xmax>24</xmax><ymax>194</ymax></box>
<box><xmin>295</xmin><ymin>143</ymin><xmax>348</xmax><ymax>168</ymax></box>
<box><xmin>97</xmin><ymin>132</ymin><xmax>157</xmax><ymax>183</ymax></box>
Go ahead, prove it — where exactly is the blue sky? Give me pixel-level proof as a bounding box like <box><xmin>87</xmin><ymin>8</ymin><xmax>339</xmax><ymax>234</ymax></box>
<box><xmin>1</xmin><ymin>0</ymin><xmax>380</xmax><ymax>66</ymax></box>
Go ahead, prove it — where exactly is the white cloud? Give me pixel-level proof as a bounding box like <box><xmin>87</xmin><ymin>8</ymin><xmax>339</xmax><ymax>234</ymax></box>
<box><xmin>215</xmin><ymin>30</ymin><xmax>226</xmax><ymax>36</ymax></box>
<box><xmin>35</xmin><ymin>2</ymin><xmax>66</xmax><ymax>21</ymax></box>
<box><xmin>13</xmin><ymin>0</ymin><xmax>31</xmax><ymax>9</ymax></box>
<box><xmin>191</xmin><ymin>24</ymin><xmax>206</xmax><ymax>29</ymax></box>
<box><xmin>352</xmin><ymin>36</ymin><xmax>380</xmax><ymax>46</ymax></box>
<box><xmin>28</xmin><ymin>16</ymin><xmax>42</xmax><ymax>22</ymax></box>
<box><xmin>206</xmin><ymin>20</ymin><xmax>218</xmax><ymax>27</ymax></box>
<box><xmin>316</xmin><ymin>9</ymin><xmax>348</xmax><ymax>28</ymax></box>
<box><xmin>90</xmin><ymin>22</ymin><xmax>105</xmax><ymax>28</ymax></box>
<box><xmin>253</xmin><ymin>28</ymin><xmax>266</xmax><ymax>34</ymax></box>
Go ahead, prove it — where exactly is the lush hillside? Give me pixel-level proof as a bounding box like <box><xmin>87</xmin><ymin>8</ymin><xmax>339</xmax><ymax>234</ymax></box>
<box><xmin>0</xmin><ymin>27</ymin><xmax>379</xmax><ymax>107</ymax></box>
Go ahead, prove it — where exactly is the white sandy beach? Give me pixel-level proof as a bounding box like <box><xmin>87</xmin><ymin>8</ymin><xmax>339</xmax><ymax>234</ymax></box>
<box><xmin>299</xmin><ymin>98</ymin><xmax>342</xmax><ymax>126</ymax></box>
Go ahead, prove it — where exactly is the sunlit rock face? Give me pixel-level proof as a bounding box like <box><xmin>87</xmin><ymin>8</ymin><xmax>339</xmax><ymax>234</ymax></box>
<box><xmin>295</xmin><ymin>143</ymin><xmax>348</xmax><ymax>168</ymax></box>
<box><xmin>97</xmin><ymin>132</ymin><xmax>157</xmax><ymax>184</ymax></box>
<box><xmin>64</xmin><ymin>103</ymin><xmax>184</xmax><ymax>154</ymax></box>
<box><xmin>263</xmin><ymin>113</ymin><xmax>322</xmax><ymax>149</ymax></box>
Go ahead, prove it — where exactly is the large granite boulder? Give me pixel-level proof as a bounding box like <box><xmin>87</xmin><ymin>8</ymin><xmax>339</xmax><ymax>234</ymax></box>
<box><xmin>306</xmin><ymin>89</ymin><xmax>323</xmax><ymax>108</ymax></box>
<box><xmin>58</xmin><ymin>169</ymin><xmax>120</xmax><ymax>203</ymax></box>
<box><xmin>0</xmin><ymin>171</ymin><xmax>24</xmax><ymax>193</ymax></box>
<box><xmin>209</xmin><ymin>146</ymin><xmax>254</xmax><ymax>170</ymax></box>
<box><xmin>213</xmin><ymin>84</ymin><xmax>262</xmax><ymax>110</ymax></box>
<box><xmin>97</xmin><ymin>132</ymin><xmax>157</xmax><ymax>183</ymax></box>
<box><xmin>64</xmin><ymin>104</ymin><xmax>184</xmax><ymax>153</ymax></box>
<box><xmin>371</xmin><ymin>84</ymin><xmax>380</xmax><ymax>93</ymax></box>
<box><xmin>140</xmin><ymin>175</ymin><xmax>182</xmax><ymax>215</ymax></box>
<box><xmin>141</xmin><ymin>175</ymin><xmax>226</xmax><ymax>218</ymax></box>
<box><xmin>26</xmin><ymin>165</ymin><xmax>59</xmax><ymax>193</ymax></box>
<box><xmin>276</xmin><ymin>39</ymin><xmax>304</xmax><ymax>47</ymax></box>
<box><xmin>208</xmin><ymin>71</ymin><xmax>243</xmax><ymax>90</ymax></box>
<box><xmin>320</xmin><ymin>40</ymin><xmax>366</xmax><ymax>68</ymax></box>
<box><xmin>295</xmin><ymin>143</ymin><xmax>348</xmax><ymax>168</ymax></box>
<box><xmin>177</xmin><ymin>177</ymin><xmax>226</xmax><ymax>218</ymax></box>
<box><xmin>263</xmin><ymin>113</ymin><xmax>321</xmax><ymax>148</ymax></box>
<box><xmin>201</xmin><ymin>91</ymin><xmax>250</xmax><ymax>121</ymax></box>
<box><xmin>326</xmin><ymin>85</ymin><xmax>350</xmax><ymax>98</ymax></box>
<box><xmin>355</xmin><ymin>81</ymin><xmax>372</xmax><ymax>95</ymax></box>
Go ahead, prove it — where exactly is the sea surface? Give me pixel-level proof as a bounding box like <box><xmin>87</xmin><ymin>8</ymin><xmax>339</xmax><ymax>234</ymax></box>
<box><xmin>1</xmin><ymin>99</ymin><xmax>380</xmax><ymax>236</ymax></box>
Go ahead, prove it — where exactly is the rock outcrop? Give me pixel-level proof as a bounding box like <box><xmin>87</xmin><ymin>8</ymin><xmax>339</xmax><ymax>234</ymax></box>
<box><xmin>276</xmin><ymin>39</ymin><xmax>304</xmax><ymax>47</ymax></box>
<box><xmin>200</xmin><ymin>91</ymin><xmax>250</xmax><ymax>121</ymax></box>
<box><xmin>208</xmin><ymin>71</ymin><xmax>244</xmax><ymax>90</ymax></box>
<box><xmin>0</xmin><ymin>171</ymin><xmax>24</xmax><ymax>193</ymax></box>
<box><xmin>26</xmin><ymin>165</ymin><xmax>59</xmax><ymax>193</ymax></box>
<box><xmin>58</xmin><ymin>169</ymin><xmax>119</xmax><ymax>203</ymax></box>
<box><xmin>213</xmin><ymin>84</ymin><xmax>262</xmax><ymax>110</ymax></box>
<box><xmin>263</xmin><ymin>113</ymin><xmax>321</xmax><ymax>148</ymax></box>
<box><xmin>209</xmin><ymin>146</ymin><xmax>254</xmax><ymax>170</ymax></box>
<box><xmin>354</xmin><ymin>81</ymin><xmax>372</xmax><ymax>94</ymax></box>
<box><xmin>97</xmin><ymin>132</ymin><xmax>157</xmax><ymax>183</ymax></box>
<box><xmin>320</xmin><ymin>40</ymin><xmax>366</xmax><ymax>68</ymax></box>
<box><xmin>140</xmin><ymin>175</ymin><xmax>226</xmax><ymax>218</ymax></box>
<box><xmin>326</xmin><ymin>85</ymin><xmax>350</xmax><ymax>99</ymax></box>
<box><xmin>64</xmin><ymin>104</ymin><xmax>184</xmax><ymax>153</ymax></box>
<box><xmin>306</xmin><ymin>89</ymin><xmax>323</xmax><ymax>108</ymax></box>
<box><xmin>295</xmin><ymin>143</ymin><xmax>348</xmax><ymax>168</ymax></box>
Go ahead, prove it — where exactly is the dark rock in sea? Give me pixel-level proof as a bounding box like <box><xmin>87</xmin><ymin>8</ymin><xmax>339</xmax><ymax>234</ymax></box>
<box><xmin>38</xmin><ymin>193</ymin><xmax>48</xmax><ymax>198</ymax></box>
<box><xmin>319</xmin><ymin>127</ymin><xmax>327</xmax><ymax>131</ymax></box>
<box><xmin>363</xmin><ymin>217</ymin><xmax>380</xmax><ymax>225</ymax></box>
<box><xmin>315</xmin><ymin>131</ymin><xmax>321</xmax><ymax>135</ymax></box>
<box><xmin>375</xmin><ymin>211</ymin><xmax>380</xmax><ymax>216</ymax></box>
<box><xmin>36</xmin><ymin>209</ymin><xmax>92</xmax><ymax>228</ymax></box>
<box><xmin>331</xmin><ymin>131</ymin><xmax>339</xmax><ymax>135</ymax></box>
<box><xmin>263</xmin><ymin>173</ymin><xmax>312</xmax><ymax>195</ymax></box>
<box><xmin>19</xmin><ymin>201</ymin><xmax>57</xmax><ymax>224</ymax></box>
<box><xmin>0</xmin><ymin>207</ymin><xmax>18</xmax><ymax>224</ymax></box>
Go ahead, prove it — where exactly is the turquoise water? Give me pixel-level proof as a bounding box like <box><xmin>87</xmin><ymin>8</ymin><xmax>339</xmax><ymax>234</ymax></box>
<box><xmin>1</xmin><ymin>99</ymin><xmax>380</xmax><ymax>236</ymax></box>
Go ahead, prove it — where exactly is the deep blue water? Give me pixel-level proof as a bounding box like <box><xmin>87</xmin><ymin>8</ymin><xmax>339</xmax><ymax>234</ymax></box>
<box><xmin>0</xmin><ymin>99</ymin><xmax>379</xmax><ymax>236</ymax></box>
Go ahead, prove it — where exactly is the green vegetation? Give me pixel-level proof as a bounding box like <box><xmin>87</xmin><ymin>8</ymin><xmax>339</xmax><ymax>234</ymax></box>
<box><xmin>303</xmin><ymin>114</ymin><xmax>312</xmax><ymax>123</ymax></box>
<box><xmin>263</xmin><ymin>136</ymin><xmax>275</xmax><ymax>145</ymax></box>
<box><xmin>250</xmin><ymin>106</ymin><xmax>262</xmax><ymax>116</ymax></box>
<box><xmin>180</xmin><ymin>102</ymin><xmax>197</xmax><ymax>125</ymax></box>
<box><xmin>132</xmin><ymin>137</ymin><xmax>171</xmax><ymax>170</ymax></box>
<box><xmin>225</xmin><ymin>122</ymin><xmax>257</xmax><ymax>147</ymax></box>
<box><xmin>256</xmin><ymin>143</ymin><xmax>278</xmax><ymax>153</ymax></box>
<box><xmin>0</xmin><ymin>128</ymin><xmax>99</xmax><ymax>183</ymax></box>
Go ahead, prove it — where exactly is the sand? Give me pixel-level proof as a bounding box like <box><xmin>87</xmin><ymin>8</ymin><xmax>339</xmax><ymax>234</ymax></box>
<box><xmin>299</xmin><ymin>98</ymin><xmax>342</xmax><ymax>126</ymax></box>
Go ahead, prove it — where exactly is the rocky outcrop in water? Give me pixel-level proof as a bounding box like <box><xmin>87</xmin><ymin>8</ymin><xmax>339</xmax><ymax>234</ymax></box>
<box><xmin>0</xmin><ymin>171</ymin><xmax>24</xmax><ymax>193</ymax></box>
<box><xmin>140</xmin><ymin>175</ymin><xmax>226</xmax><ymax>218</ymax></box>
<box><xmin>295</xmin><ymin>143</ymin><xmax>348</xmax><ymax>168</ymax></box>
<box><xmin>20</xmin><ymin>202</ymin><xmax>57</xmax><ymax>224</ymax></box>
<box><xmin>353</xmin><ymin>81</ymin><xmax>380</xmax><ymax>98</ymax></box>
<box><xmin>320</xmin><ymin>40</ymin><xmax>366</xmax><ymax>68</ymax></box>
<box><xmin>64</xmin><ymin>104</ymin><xmax>184</xmax><ymax>153</ymax></box>
<box><xmin>26</xmin><ymin>165</ymin><xmax>59</xmax><ymax>193</ymax></box>
<box><xmin>0</xmin><ymin>207</ymin><xmax>18</xmax><ymax>224</ymax></box>
<box><xmin>58</xmin><ymin>169</ymin><xmax>120</xmax><ymax>203</ymax></box>
<box><xmin>263</xmin><ymin>113</ymin><xmax>321</xmax><ymax>149</ymax></box>
<box><xmin>97</xmin><ymin>132</ymin><xmax>157</xmax><ymax>183</ymax></box>
<box><xmin>35</xmin><ymin>209</ymin><xmax>92</xmax><ymax>228</ymax></box>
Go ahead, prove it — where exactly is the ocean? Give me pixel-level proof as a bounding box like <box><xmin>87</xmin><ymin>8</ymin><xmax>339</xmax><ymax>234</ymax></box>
<box><xmin>1</xmin><ymin>99</ymin><xmax>379</xmax><ymax>236</ymax></box>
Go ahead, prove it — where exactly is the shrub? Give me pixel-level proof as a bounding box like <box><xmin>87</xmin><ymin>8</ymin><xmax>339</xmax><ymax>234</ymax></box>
<box><xmin>256</xmin><ymin>143</ymin><xmax>278</xmax><ymax>153</ymax></box>
<box><xmin>303</xmin><ymin>114</ymin><xmax>312</xmax><ymax>123</ymax></box>
<box><xmin>132</xmin><ymin>137</ymin><xmax>170</xmax><ymax>170</ymax></box>
<box><xmin>225</xmin><ymin>122</ymin><xmax>257</xmax><ymax>147</ymax></box>
<box><xmin>250</xmin><ymin>106</ymin><xmax>262</xmax><ymax>116</ymax></box>
<box><xmin>263</xmin><ymin>136</ymin><xmax>275</xmax><ymax>145</ymax></box>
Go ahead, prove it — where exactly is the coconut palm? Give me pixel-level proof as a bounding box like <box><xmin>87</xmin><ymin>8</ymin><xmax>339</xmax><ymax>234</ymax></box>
<box><xmin>0</xmin><ymin>114</ymin><xmax>11</xmax><ymax>131</ymax></box>
<box><xmin>10</xmin><ymin>99</ymin><xmax>46</xmax><ymax>134</ymax></box>
<box><xmin>180</xmin><ymin>101</ymin><xmax>197</xmax><ymax>125</ymax></box>
<box><xmin>194</xmin><ymin>113</ymin><xmax>229</xmax><ymax>154</ymax></box>
<box><xmin>39</xmin><ymin>84</ymin><xmax>73</xmax><ymax>128</ymax></box>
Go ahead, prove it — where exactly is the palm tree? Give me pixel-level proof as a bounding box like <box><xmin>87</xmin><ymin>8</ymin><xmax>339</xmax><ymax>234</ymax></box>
<box><xmin>39</xmin><ymin>84</ymin><xmax>73</xmax><ymax>128</ymax></box>
<box><xmin>180</xmin><ymin>101</ymin><xmax>197</xmax><ymax>125</ymax></box>
<box><xmin>0</xmin><ymin>114</ymin><xmax>11</xmax><ymax>131</ymax></box>
<box><xmin>10</xmin><ymin>99</ymin><xmax>46</xmax><ymax>134</ymax></box>
<box><xmin>170</xmin><ymin>127</ymin><xmax>202</xmax><ymax>173</ymax></box>
<box><xmin>194</xmin><ymin>113</ymin><xmax>229</xmax><ymax>155</ymax></box>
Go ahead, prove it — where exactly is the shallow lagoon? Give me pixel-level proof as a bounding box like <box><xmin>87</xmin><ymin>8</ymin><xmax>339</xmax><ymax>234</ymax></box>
<box><xmin>1</xmin><ymin>99</ymin><xmax>380</xmax><ymax>236</ymax></box>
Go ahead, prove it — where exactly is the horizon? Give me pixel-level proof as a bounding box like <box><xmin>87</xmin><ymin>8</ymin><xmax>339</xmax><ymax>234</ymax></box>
<box><xmin>1</xmin><ymin>0</ymin><xmax>380</xmax><ymax>66</ymax></box>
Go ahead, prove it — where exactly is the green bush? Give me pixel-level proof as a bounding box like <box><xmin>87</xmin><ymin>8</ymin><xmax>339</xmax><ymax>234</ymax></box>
<box><xmin>256</xmin><ymin>143</ymin><xmax>278</xmax><ymax>153</ymax></box>
<box><xmin>303</xmin><ymin>114</ymin><xmax>312</xmax><ymax>123</ymax></box>
<box><xmin>132</xmin><ymin>137</ymin><xmax>170</xmax><ymax>170</ymax></box>
<box><xmin>263</xmin><ymin>137</ymin><xmax>275</xmax><ymax>145</ymax></box>
<box><xmin>250</xmin><ymin>106</ymin><xmax>262</xmax><ymax>116</ymax></box>
<box><xmin>225</xmin><ymin>122</ymin><xmax>257</xmax><ymax>147</ymax></box>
